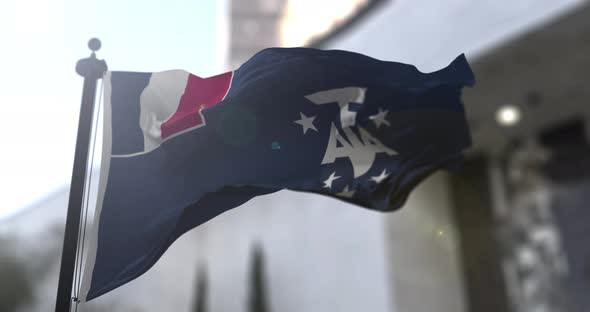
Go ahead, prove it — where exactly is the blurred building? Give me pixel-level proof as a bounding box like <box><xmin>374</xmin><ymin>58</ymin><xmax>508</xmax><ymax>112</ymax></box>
<box><xmin>463</xmin><ymin>3</ymin><xmax>590</xmax><ymax>311</ymax></box>
<box><xmin>226</xmin><ymin>0</ymin><xmax>386</xmax><ymax>68</ymax></box>
<box><xmin>204</xmin><ymin>1</ymin><xmax>590</xmax><ymax>312</ymax></box>
<box><xmin>2</xmin><ymin>1</ymin><xmax>590</xmax><ymax>312</ymax></box>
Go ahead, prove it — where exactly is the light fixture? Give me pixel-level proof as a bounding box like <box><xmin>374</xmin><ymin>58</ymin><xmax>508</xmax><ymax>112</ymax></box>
<box><xmin>496</xmin><ymin>105</ymin><xmax>521</xmax><ymax>127</ymax></box>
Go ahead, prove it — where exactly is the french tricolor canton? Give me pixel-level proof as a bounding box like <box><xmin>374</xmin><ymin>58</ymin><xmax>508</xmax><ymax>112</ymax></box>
<box><xmin>120</xmin><ymin>70</ymin><xmax>233</xmax><ymax>156</ymax></box>
<box><xmin>81</xmin><ymin>48</ymin><xmax>475</xmax><ymax>301</ymax></box>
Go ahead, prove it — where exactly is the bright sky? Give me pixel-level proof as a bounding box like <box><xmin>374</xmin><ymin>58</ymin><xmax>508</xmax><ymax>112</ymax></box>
<box><xmin>0</xmin><ymin>0</ymin><xmax>220</xmax><ymax>219</ymax></box>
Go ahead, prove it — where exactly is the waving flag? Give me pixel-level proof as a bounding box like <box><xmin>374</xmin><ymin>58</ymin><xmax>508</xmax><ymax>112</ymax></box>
<box><xmin>81</xmin><ymin>48</ymin><xmax>475</xmax><ymax>300</ymax></box>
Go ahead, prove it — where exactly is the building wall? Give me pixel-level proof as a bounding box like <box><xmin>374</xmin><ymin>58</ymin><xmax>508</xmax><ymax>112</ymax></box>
<box><xmin>228</xmin><ymin>0</ymin><xmax>287</xmax><ymax>69</ymax></box>
<box><xmin>198</xmin><ymin>191</ymin><xmax>393</xmax><ymax>312</ymax></box>
<box><xmin>320</xmin><ymin>0</ymin><xmax>583</xmax><ymax>70</ymax></box>
<box><xmin>384</xmin><ymin>173</ymin><xmax>466</xmax><ymax>312</ymax></box>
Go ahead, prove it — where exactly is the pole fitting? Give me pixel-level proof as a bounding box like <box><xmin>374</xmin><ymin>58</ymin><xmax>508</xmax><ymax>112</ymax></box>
<box><xmin>76</xmin><ymin>38</ymin><xmax>108</xmax><ymax>79</ymax></box>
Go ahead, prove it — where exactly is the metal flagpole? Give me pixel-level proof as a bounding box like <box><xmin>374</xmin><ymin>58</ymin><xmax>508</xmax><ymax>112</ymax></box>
<box><xmin>55</xmin><ymin>38</ymin><xmax>107</xmax><ymax>312</ymax></box>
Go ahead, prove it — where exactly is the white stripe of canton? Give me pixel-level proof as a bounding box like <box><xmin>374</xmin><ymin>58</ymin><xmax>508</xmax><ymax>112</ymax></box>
<box><xmin>111</xmin><ymin>71</ymin><xmax>234</xmax><ymax>159</ymax></box>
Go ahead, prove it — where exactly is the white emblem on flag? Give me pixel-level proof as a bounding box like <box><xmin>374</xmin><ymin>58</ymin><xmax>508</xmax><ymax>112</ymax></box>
<box><xmin>306</xmin><ymin>87</ymin><xmax>397</xmax><ymax>178</ymax></box>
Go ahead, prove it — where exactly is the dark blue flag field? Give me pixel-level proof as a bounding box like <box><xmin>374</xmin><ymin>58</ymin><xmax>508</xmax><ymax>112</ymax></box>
<box><xmin>80</xmin><ymin>48</ymin><xmax>475</xmax><ymax>300</ymax></box>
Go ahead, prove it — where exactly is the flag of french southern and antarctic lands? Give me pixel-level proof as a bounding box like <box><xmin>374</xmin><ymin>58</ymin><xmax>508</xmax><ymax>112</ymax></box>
<box><xmin>80</xmin><ymin>48</ymin><xmax>475</xmax><ymax>300</ymax></box>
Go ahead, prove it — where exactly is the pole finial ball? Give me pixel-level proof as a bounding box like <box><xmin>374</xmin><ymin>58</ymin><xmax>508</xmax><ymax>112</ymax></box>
<box><xmin>88</xmin><ymin>38</ymin><xmax>101</xmax><ymax>52</ymax></box>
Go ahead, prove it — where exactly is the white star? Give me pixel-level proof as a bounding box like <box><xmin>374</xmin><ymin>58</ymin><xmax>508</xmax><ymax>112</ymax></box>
<box><xmin>294</xmin><ymin>112</ymin><xmax>318</xmax><ymax>134</ymax></box>
<box><xmin>369</xmin><ymin>108</ymin><xmax>391</xmax><ymax>128</ymax></box>
<box><xmin>337</xmin><ymin>185</ymin><xmax>355</xmax><ymax>198</ymax></box>
<box><xmin>370</xmin><ymin>169</ymin><xmax>390</xmax><ymax>184</ymax></box>
<box><xmin>323</xmin><ymin>171</ymin><xmax>341</xmax><ymax>189</ymax></box>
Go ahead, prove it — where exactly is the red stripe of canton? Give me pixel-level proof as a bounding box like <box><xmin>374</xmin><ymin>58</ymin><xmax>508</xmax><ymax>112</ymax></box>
<box><xmin>161</xmin><ymin>71</ymin><xmax>232</xmax><ymax>139</ymax></box>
